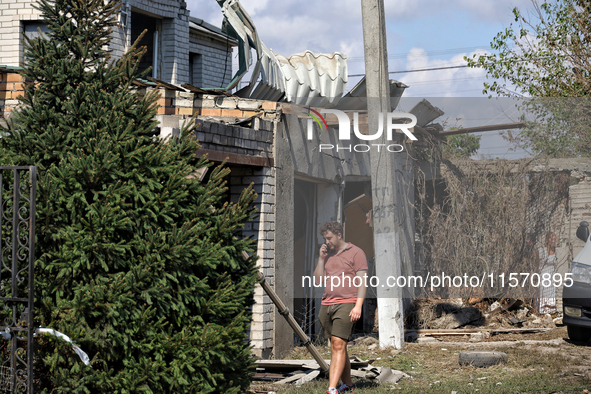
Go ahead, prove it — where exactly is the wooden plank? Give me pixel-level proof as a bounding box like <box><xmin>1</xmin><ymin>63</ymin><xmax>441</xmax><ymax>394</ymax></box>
<box><xmin>275</xmin><ymin>372</ymin><xmax>312</xmax><ymax>385</ymax></box>
<box><xmin>253</xmin><ymin>372</ymin><xmax>287</xmax><ymax>380</ymax></box>
<box><xmin>255</xmin><ymin>360</ymin><xmax>313</xmax><ymax>369</ymax></box>
<box><xmin>256</xmin><ymin>273</ymin><xmax>330</xmax><ymax>373</ymax></box>
<box><xmin>255</xmin><ymin>358</ymin><xmax>370</xmax><ymax>368</ymax></box>
<box><xmin>146</xmin><ymin>77</ymin><xmax>186</xmax><ymax>92</ymax></box>
<box><xmin>435</xmin><ymin>122</ymin><xmax>527</xmax><ymax>137</ymax></box>
<box><xmin>294</xmin><ymin>370</ymin><xmax>320</xmax><ymax>386</ymax></box>
<box><xmin>196</xmin><ymin>149</ymin><xmax>274</xmax><ymax>167</ymax></box>
<box><xmin>406</xmin><ymin>328</ymin><xmax>553</xmax><ymax>335</ymax></box>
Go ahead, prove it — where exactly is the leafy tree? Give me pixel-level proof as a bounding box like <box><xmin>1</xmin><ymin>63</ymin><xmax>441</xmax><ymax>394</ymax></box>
<box><xmin>466</xmin><ymin>0</ymin><xmax>591</xmax><ymax>97</ymax></box>
<box><xmin>442</xmin><ymin>133</ymin><xmax>481</xmax><ymax>159</ymax></box>
<box><xmin>466</xmin><ymin>0</ymin><xmax>591</xmax><ymax>157</ymax></box>
<box><xmin>0</xmin><ymin>0</ymin><xmax>258</xmax><ymax>392</ymax></box>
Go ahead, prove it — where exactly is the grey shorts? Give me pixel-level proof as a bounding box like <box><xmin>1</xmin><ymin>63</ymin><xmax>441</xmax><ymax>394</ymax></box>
<box><xmin>319</xmin><ymin>303</ymin><xmax>355</xmax><ymax>341</ymax></box>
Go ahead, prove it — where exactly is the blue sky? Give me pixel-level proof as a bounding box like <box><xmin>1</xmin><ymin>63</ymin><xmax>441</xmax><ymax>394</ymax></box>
<box><xmin>187</xmin><ymin>0</ymin><xmax>537</xmax><ymax>159</ymax></box>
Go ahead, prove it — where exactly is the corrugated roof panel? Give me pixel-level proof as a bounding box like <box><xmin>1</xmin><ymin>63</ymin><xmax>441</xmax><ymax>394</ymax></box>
<box><xmin>276</xmin><ymin>51</ymin><xmax>348</xmax><ymax>107</ymax></box>
<box><xmin>332</xmin><ymin>77</ymin><xmax>408</xmax><ymax>110</ymax></box>
<box><xmin>219</xmin><ymin>0</ymin><xmax>348</xmax><ymax>106</ymax></box>
<box><xmin>409</xmin><ymin>99</ymin><xmax>445</xmax><ymax>127</ymax></box>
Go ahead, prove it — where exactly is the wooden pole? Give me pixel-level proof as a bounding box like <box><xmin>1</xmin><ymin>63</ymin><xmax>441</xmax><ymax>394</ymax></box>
<box><xmin>256</xmin><ymin>272</ymin><xmax>330</xmax><ymax>373</ymax></box>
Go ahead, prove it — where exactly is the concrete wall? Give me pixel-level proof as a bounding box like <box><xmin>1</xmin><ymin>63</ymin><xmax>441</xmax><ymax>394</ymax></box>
<box><xmin>273</xmin><ymin>118</ymin><xmax>294</xmax><ymax>358</ymax></box>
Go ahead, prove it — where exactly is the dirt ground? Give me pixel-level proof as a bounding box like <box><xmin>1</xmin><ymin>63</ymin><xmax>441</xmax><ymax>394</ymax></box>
<box><xmin>249</xmin><ymin>326</ymin><xmax>591</xmax><ymax>394</ymax></box>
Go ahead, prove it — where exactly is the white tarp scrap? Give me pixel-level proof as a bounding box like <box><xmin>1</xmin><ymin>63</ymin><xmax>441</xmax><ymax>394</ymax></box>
<box><xmin>36</xmin><ymin>328</ymin><xmax>90</xmax><ymax>366</ymax></box>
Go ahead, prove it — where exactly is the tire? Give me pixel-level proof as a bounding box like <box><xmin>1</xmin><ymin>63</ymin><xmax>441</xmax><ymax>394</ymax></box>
<box><xmin>567</xmin><ymin>325</ymin><xmax>591</xmax><ymax>342</ymax></box>
<box><xmin>458</xmin><ymin>351</ymin><xmax>507</xmax><ymax>368</ymax></box>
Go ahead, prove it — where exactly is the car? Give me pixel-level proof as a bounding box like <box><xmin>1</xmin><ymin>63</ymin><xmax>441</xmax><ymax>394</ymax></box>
<box><xmin>563</xmin><ymin>221</ymin><xmax>591</xmax><ymax>342</ymax></box>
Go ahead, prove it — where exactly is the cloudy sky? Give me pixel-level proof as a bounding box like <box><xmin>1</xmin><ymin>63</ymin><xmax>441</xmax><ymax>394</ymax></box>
<box><xmin>186</xmin><ymin>0</ymin><xmax>537</xmax><ymax>159</ymax></box>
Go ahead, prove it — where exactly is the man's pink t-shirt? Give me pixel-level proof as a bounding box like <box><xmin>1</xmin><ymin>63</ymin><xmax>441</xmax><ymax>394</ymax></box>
<box><xmin>321</xmin><ymin>243</ymin><xmax>368</xmax><ymax>306</ymax></box>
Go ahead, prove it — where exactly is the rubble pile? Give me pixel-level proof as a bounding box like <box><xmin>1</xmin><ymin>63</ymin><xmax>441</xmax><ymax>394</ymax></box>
<box><xmin>404</xmin><ymin>298</ymin><xmax>560</xmax><ymax>342</ymax></box>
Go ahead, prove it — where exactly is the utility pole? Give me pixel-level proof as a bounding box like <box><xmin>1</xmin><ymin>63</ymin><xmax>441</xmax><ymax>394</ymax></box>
<box><xmin>361</xmin><ymin>0</ymin><xmax>405</xmax><ymax>349</ymax></box>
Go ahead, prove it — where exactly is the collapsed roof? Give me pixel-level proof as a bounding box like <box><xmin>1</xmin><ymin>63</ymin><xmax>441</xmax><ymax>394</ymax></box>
<box><xmin>216</xmin><ymin>0</ymin><xmax>348</xmax><ymax>107</ymax></box>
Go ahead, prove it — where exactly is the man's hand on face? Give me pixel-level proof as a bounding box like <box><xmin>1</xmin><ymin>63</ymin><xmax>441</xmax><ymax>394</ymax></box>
<box><xmin>319</xmin><ymin>243</ymin><xmax>328</xmax><ymax>259</ymax></box>
<box><xmin>349</xmin><ymin>305</ymin><xmax>362</xmax><ymax>322</ymax></box>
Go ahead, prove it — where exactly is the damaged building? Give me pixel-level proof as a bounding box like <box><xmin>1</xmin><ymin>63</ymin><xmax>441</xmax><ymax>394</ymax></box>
<box><xmin>1</xmin><ymin>0</ymin><xmax>423</xmax><ymax>358</ymax></box>
<box><xmin>2</xmin><ymin>0</ymin><xmax>588</xmax><ymax>362</ymax></box>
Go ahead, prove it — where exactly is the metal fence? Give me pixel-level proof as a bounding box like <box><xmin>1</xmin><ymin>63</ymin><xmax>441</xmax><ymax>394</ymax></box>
<box><xmin>0</xmin><ymin>167</ymin><xmax>36</xmax><ymax>393</ymax></box>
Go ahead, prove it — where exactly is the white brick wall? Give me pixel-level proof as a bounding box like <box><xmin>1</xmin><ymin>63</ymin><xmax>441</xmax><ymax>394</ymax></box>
<box><xmin>230</xmin><ymin>166</ymin><xmax>276</xmax><ymax>357</ymax></box>
<box><xmin>0</xmin><ymin>0</ymin><xmax>230</xmax><ymax>88</ymax></box>
<box><xmin>0</xmin><ymin>0</ymin><xmax>40</xmax><ymax>66</ymax></box>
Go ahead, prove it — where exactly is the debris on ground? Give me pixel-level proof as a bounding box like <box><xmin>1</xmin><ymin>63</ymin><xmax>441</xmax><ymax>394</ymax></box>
<box><xmin>402</xmin><ymin>297</ymin><xmax>562</xmax><ymax>343</ymax></box>
<box><xmin>252</xmin><ymin>356</ymin><xmax>410</xmax><ymax>386</ymax></box>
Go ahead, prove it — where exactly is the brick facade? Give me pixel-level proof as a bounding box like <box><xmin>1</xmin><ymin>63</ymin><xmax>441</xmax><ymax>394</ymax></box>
<box><xmin>0</xmin><ymin>70</ymin><xmax>23</xmax><ymax>119</ymax></box>
<box><xmin>0</xmin><ymin>0</ymin><xmax>233</xmax><ymax>86</ymax></box>
<box><xmin>189</xmin><ymin>28</ymin><xmax>233</xmax><ymax>88</ymax></box>
<box><xmin>0</xmin><ymin>0</ymin><xmax>285</xmax><ymax>361</ymax></box>
<box><xmin>229</xmin><ymin>165</ymin><xmax>276</xmax><ymax>358</ymax></box>
<box><xmin>0</xmin><ymin>70</ymin><xmax>282</xmax><ymax>356</ymax></box>
<box><xmin>0</xmin><ymin>0</ymin><xmax>42</xmax><ymax>66</ymax></box>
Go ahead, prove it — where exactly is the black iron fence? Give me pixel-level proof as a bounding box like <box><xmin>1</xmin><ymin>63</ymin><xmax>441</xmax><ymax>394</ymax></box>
<box><xmin>0</xmin><ymin>167</ymin><xmax>36</xmax><ymax>393</ymax></box>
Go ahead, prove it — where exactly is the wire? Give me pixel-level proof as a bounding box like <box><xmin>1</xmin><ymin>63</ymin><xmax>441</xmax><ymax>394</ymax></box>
<box><xmin>403</xmin><ymin>88</ymin><xmax>484</xmax><ymax>96</ymax></box>
<box><xmin>348</xmin><ymin>64</ymin><xmax>469</xmax><ymax>78</ymax></box>
<box><xmin>346</xmin><ymin>45</ymin><xmax>491</xmax><ymax>62</ymax></box>
<box><xmin>399</xmin><ymin>76</ymin><xmax>484</xmax><ymax>86</ymax></box>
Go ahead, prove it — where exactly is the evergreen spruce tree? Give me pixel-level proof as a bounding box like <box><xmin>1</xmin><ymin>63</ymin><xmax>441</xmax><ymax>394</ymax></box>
<box><xmin>0</xmin><ymin>0</ymin><xmax>258</xmax><ymax>392</ymax></box>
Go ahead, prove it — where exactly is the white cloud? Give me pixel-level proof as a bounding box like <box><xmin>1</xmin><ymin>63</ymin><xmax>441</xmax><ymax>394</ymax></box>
<box><xmin>238</xmin><ymin>0</ymin><xmax>271</xmax><ymax>16</ymax></box>
<box><xmin>454</xmin><ymin>0</ymin><xmax>532</xmax><ymax>22</ymax></box>
<box><xmin>184</xmin><ymin>0</ymin><xmax>528</xmax><ymax>98</ymax></box>
<box><xmin>397</xmin><ymin>48</ymin><xmax>490</xmax><ymax>98</ymax></box>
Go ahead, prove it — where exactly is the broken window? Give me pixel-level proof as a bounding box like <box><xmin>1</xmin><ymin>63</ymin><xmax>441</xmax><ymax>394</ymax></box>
<box><xmin>189</xmin><ymin>52</ymin><xmax>203</xmax><ymax>87</ymax></box>
<box><xmin>130</xmin><ymin>11</ymin><xmax>160</xmax><ymax>78</ymax></box>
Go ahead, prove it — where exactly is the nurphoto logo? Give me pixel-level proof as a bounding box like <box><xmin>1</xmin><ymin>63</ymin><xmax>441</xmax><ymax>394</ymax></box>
<box><xmin>305</xmin><ymin>108</ymin><xmax>418</xmax><ymax>153</ymax></box>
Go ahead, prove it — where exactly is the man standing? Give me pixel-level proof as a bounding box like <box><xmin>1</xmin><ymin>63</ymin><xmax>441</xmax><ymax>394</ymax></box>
<box><xmin>314</xmin><ymin>221</ymin><xmax>368</xmax><ymax>394</ymax></box>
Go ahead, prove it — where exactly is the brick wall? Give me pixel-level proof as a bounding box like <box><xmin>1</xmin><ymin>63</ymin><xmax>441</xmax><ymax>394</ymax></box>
<box><xmin>229</xmin><ymin>166</ymin><xmax>276</xmax><ymax>358</ymax></box>
<box><xmin>194</xmin><ymin>119</ymin><xmax>274</xmax><ymax>158</ymax></box>
<box><xmin>195</xmin><ymin>95</ymin><xmax>278</xmax><ymax>120</ymax></box>
<box><xmin>0</xmin><ymin>71</ymin><xmax>23</xmax><ymax>119</ymax></box>
<box><xmin>0</xmin><ymin>0</ymin><xmax>41</xmax><ymax>66</ymax></box>
<box><xmin>0</xmin><ymin>68</ymin><xmax>282</xmax><ymax>357</ymax></box>
<box><xmin>0</xmin><ymin>0</ymin><xmax>230</xmax><ymax>87</ymax></box>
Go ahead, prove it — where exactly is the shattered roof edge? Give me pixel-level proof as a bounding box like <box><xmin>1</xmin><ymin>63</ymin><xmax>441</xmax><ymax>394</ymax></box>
<box><xmin>189</xmin><ymin>16</ymin><xmax>238</xmax><ymax>44</ymax></box>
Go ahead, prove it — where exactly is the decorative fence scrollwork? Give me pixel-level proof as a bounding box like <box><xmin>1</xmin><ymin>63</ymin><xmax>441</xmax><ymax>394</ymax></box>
<box><xmin>0</xmin><ymin>167</ymin><xmax>36</xmax><ymax>393</ymax></box>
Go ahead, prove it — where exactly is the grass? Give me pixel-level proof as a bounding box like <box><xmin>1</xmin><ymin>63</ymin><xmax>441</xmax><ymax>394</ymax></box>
<box><xmin>250</xmin><ymin>327</ymin><xmax>591</xmax><ymax>394</ymax></box>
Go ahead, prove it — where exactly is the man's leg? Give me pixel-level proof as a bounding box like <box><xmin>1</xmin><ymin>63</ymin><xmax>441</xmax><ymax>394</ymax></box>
<box><xmin>340</xmin><ymin>348</ymin><xmax>353</xmax><ymax>387</ymax></box>
<box><xmin>329</xmin><ymin>336</ymin><xmax>353</xmax><ymax>388</ymax></box>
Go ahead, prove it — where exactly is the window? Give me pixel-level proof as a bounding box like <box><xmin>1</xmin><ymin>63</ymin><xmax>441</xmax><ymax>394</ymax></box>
<box><xmin>189</xmin><ymin>52</ymin><xmax>203</xmax><ymax>87</ymax></box>
<box><xmin>130</xmin><ymin>12</ymin><xmax>160</xmax><ymax>79</ymax></box>
<box><xmin>22</xmin><ymin>21</ymin><xmax>49</xmax><ymax>40</ymax></box>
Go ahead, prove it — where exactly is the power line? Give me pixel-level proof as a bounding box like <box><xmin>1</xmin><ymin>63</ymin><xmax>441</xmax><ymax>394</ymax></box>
<box><xmin>403</xmin><ymin>87</ymin><xmax>483</xmax><ymax>96</ymax></box>
<box><xmin>347</xmin><ymin>45</ymin><xmax>490</xmax><ymax>62</ymax></box>
<box><xmin>400</xmin><ymin>76</ymin><xmax>483</xmax><ymax>86</ymax></box>
<box><xmin>348</xmin><ymin>64</ymin><xmax>469</xmax><ymax>78</ymax></box>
